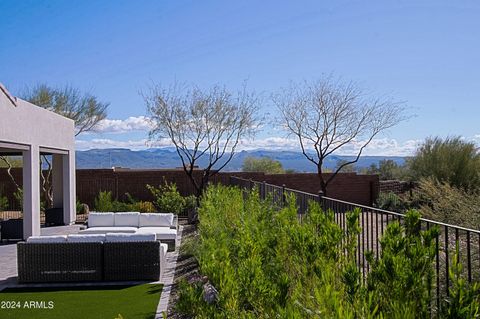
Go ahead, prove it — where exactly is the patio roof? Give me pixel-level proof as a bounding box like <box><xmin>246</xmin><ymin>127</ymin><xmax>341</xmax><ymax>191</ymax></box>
<box><xmin>0</xmin><ymin>83</ymin><xmax>76</xmax><ymax>239</ymax></box>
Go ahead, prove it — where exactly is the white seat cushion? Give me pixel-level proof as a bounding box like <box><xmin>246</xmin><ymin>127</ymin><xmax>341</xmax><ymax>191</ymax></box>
<box><xmin>114</xmin><ymin>212</ymin><xmax>140</xmax><ymax>227</ymax></box>
<box><xmin>139</xmin><ymin>213</ymin><xmax>174</xmax><ymax>227</ymax></box>
<box><xmin>137</xmin><ymin>227</ymin><xmax>177</xmax><ymax>240</ymax></box>
<box><xmin>67</xmin><ymin>234</ymin><xmax>106</xmax><ymax>243</ymax></box>
<box><xmin>88</xmin><ymin>212</ymin><xmax>115</xmax><ymax>227</ymax></box>
<box><xmin>160</xmin><ymin>243</ymin><xmax>168</xmax><ymax>257</ymax></box>
<box><xmin>27</xmin><ymin>235</ymin><xmax>67</xmax><ymax>243</ymax></box>
<box><xmin>80</xmin><ymin>226</ymin><xmax>137</xmax><ymax>234</ymax></box>
<box><xmin>105</xmin><ymin>232</ymin><xmax>156</xmax><ymax>242</ymax></box>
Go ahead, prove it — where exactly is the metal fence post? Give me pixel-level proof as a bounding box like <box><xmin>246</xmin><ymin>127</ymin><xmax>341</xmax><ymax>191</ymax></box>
<box><xmin>282</xmin><ymin>184</ymin><xmax>286</xmax><ymax>206</ymax></box>
<box><xmin>249</xmin><ymin>179</ymin><xmax>254</xmax><ymax>191</ymax></box>
<box><xmin>262</xmin><ymin>181</ymin><xmax>266</xmax><ymax>200</ymax></box>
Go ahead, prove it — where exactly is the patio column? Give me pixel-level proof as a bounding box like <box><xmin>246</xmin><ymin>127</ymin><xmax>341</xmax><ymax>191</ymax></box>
<box><xmin>52</xmin><ymin>152</ymin><xmax>75</xmax><ymax>225</ymax></box>
<box><xmin>52</xmin><ymin>154</ymin><xmax>64</xmax><ymax>209</ymax></box>
<box><xmin>23</xmin><ymin>145</ymin><xmax>40</xmax><ymax>239</ymax></box>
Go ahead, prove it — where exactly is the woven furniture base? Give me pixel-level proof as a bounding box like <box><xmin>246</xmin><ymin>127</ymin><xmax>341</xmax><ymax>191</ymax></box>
<box><xmin>103</xmin><ymin>241</ymin><xmax>160</xmax><ymax>281</ymax></box>
<box><xmin>17</xmin><ymin>242</ymin><xmax>103</xmax><ymax>283</ymax></box>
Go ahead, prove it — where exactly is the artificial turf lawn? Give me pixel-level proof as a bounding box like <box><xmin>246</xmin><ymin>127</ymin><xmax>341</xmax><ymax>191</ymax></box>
<box><xmin>0</xmin><ymin>283</ymin><xmax>162</xmax><ymax>319</ymax></box>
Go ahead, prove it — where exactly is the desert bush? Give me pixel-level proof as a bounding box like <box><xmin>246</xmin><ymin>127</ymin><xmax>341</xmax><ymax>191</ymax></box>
<box><xmin>415</xmin><ymin>177</ymin><xmax>480</xmax><ymax>229</ymax></box>
<box><xmin>14</xmin><ymin>189</ymin><xmax>23</xmax><ymax>211</ymax></box>
<box><xmin>94</xmin><ymin>191</ymin><xmax>114</xmax><ymax>212</ymax></box>
<box><xmin>176</xmin><ymin>185</ymin><xmax>465</xmax><ymax>318</ymax></box>
<box><xmin>409</xmin><ymin>136</ymin><xmax>480</xmax><ymax>190</ymax></box>
<box><xmin>0</xmin><ymin>190</ymin><xmax>8</xmax><ymax>211</ymax></box>
<box><xmin>376</xmin><ymin>191</ymin><xmax>407</xmax><ymax>212</ymax></box>
<box><xmin>94</xmin><ymin>191</ymin><xmax>132</xmax><ymax>212</ymax></box>
<box><xmin>134</xmin><ymin>201</ymin><xmax>156</xmax><ymax>213</ymax></box>
<box><xmin>147</xmin><ymin>182</ymin><xmax>185</xmax><ymax>214</ymax></box>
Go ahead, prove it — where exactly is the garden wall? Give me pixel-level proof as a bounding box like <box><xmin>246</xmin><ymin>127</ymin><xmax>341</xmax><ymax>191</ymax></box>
<box><xmin>0</xmin><ymin>168</ymin><xmax>379</xmax><ymax>210</ymax></box>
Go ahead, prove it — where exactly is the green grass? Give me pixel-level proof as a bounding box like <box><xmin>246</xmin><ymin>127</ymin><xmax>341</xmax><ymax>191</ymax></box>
<box><xmin>0</xmin><ymin>284</ymin><xmax>162</xmax><ymax>319</ymax></box>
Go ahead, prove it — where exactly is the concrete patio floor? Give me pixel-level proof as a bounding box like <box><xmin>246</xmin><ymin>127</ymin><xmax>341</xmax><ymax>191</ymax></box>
<box><xmin>0</xmin><ymin>225</ymin><xmax>82</xmax><ymax>289</ymax></box>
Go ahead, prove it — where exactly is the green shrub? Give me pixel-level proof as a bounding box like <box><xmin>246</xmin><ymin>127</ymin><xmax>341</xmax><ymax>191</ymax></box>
<box><xmin>147</xmin><ymin>182</ymin><xmax>185</xmax><ymax>214</ymax></box>
<box><xmin>365</xmin><ymin>210</ymin><xmax>439</xmax><ymax>317</ymax></box>
<box><xmin>14</xmin><ymin>189</ymin><xmax>23</xmax><ymax>211</ymax></box>
<box><xmin>177</xmin><ymin>185</ymin><xmax>468</xmax><ymax>318</ymax></box>
<box><xmin>133</xmin><ymin>201</ymin><xmax>156</xmax><ymax>213</ymax></box>
<box><xmin>0</xmin><ymin>190</ymin><xmax>8</xmax><ymax>211</ymax></box>
<box><xmin>442</xmin><ymin>246</ymin><xmax>480</xmax><ymax>318</ymax></box>
<box><xmin>94</xmin><ymin>191</ymin><xmax>114</xmax><ymax>212</ymax></box>
<box><xmin>409</xmin><ymin>136</ymin><xmax>480</xmax><ymax>191</ymax></box>
<box><xmin>376</xmin><ymin>191</ymin><xmax>406</xmax><ymax>212</ymax></box>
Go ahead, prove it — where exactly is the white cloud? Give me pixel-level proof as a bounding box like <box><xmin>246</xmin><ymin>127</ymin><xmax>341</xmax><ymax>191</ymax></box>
<box><xmin>335</xmin><ymin>138</ymin><xmax>421</xmax><ymax>157</ymax></box>
<box><xmin>75</xmin><ymin>138</ymin><xmax>172</xmax><ymax>150</ymax></box>
<box><xmin>91</xmin><ymin>116</ymin><xmax>154</xmax><ymax>134</ymax></box>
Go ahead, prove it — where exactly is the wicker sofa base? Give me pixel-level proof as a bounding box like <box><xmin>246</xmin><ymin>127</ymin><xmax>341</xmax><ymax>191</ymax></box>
<box><xmin>17</xmin><ymin>242</ymin><xmax>103</xmax><ymax>283</ymax></box>
<box><xmin>17</xmin><ymin>241</ymin><xmax>162</xmax><ymax>283</ymax></box>
<box><xmin>104</xmin><ymin>242</ymin><xmax>160</xmax><ymax>281</ymax></box>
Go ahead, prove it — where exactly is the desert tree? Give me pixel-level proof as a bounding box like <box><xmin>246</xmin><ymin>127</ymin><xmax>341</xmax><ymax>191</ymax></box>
<box><xmin>23</xmin><ymin>84</ymin><xmax>109</xmax><ymax>137</ymax></box>
<box><xmin>273</xmin><ymin>77</ymin><xmax>406</xmax><ymax>195</ymax></box>
<box><xmin>0</xmin><ymin>85</ymin><xmax>109</xmax><ymax>208</ymax></box>
<box><xmin>242</xmin><ymin>156</ymin><xmax>285</xmax><ymax>174</ymax></box>
<box><xmin>145</xmin><ymin>83</ymin><xmax>260</xmax><ymax>198</ymax></box>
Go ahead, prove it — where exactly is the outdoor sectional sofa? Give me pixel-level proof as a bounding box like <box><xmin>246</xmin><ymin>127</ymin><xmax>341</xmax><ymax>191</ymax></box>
<box><xmin>17</xmin><ymin>233</ymin><xmax>168</xmax><ymax>283</ymax></box>
<box><xmin>80</xmin><ymin>212</ymin><xmax>178</xmax><ymax>251</ymax></box>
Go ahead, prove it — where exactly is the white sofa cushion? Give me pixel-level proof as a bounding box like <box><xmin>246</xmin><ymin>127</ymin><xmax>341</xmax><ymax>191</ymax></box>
<box><xmin>139</xmin><ymin>213</ymin><xmax>174</xmax><ymax>227</ymax></box>
<box><xmin>67</xmin><ymin>234</ymin><xmax>106</xmax><ymax>243</ymax></box>
<box><xmin>88</xmin><ymin>212</ymin><xmax>115</xmax><ymax>227</ymax></box>
<box><xmin>114</xmin><ymin>212</ymin><xmax>140</xmax><ymax>227</ymax></box>
<box><xmin>80</xmin><ymin>226</ymin><xmax>137</xmax><ymax>234</ymax></box>
<box><xmin>105</xmin><ymin>232</ymin><xmax>156</xmax><ymax>242</ymax></box>
<box><xmin>27</xmin><ymin>235</ymin><xmax>67</xmax><ymax>243</ymax></box>
<box><xmin>160</xmin><ymin>243</ymin><xmax>168</xmax><ymax>257</ymax></box>
<box><xmin>136</xmin><ymin>227</ymin><xmax>177</xmax><ymax>240</ymax></box>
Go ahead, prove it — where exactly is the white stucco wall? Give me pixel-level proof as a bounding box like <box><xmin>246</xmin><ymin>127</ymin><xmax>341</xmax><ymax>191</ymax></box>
<box><xmin>0</xmin><ymin>87</ymin><xmax>76</xmax><ymax>237</ymax></box>
<box><xmin>0</xmin><ymin>92</ymin><xmax>75</xmax><ymax>149</ymax></box>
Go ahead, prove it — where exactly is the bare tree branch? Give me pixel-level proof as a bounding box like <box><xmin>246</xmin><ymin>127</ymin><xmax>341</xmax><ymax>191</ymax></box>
<box><xmin>145</xmin><ymin>82</ymin><xmax>260</xmax><ymax>197</ymax></box>
<box><xmin>273</xmin><ymin>76</ymin><xmax>407</xmax><ymax>195</ymax></box>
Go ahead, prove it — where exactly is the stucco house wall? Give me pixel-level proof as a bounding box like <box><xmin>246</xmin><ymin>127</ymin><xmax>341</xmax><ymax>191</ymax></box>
<box><xmin>0</xmin><ymin>84</ymin><xmax>76</xmax><ymax>238</ymax></box>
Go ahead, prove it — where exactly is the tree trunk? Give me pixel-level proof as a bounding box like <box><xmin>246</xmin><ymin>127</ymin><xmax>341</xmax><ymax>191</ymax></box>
<box><xmin>317</xmin><ymin>165</ymin><xmax>328</xmax><ymax>196</ymax></box>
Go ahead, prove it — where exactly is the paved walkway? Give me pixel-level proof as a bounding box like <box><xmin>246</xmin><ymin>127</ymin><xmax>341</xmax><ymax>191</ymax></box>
<box><xmin>0</xmin><ymin>225</ymin><xmax>81</xmax><ymax>290</ymax></box>
<box><xmin>155</xmin><ymin>225</ymin><xmax>183</xmax><ymax>318</ymax></box>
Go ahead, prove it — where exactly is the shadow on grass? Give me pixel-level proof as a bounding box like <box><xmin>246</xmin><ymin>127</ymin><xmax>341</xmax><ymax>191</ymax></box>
<box><xmin>2</xmin><ymin>284</ymin><xmax>143</xmax><ymax>293</ymax></box>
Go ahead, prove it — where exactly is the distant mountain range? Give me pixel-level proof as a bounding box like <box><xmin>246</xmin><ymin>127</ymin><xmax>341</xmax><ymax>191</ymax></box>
<box><xmin>76</xmin><ymin>148</ymin><xmax>406</xmax><ymax>172</ymax></box>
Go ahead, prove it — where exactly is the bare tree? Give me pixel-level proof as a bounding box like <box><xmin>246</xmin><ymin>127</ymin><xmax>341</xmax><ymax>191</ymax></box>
<box><xmin>273</xmin><ymin>78</ymin><xmax>406</xmax><ymax>195</ymax></box>
<box><xmin>145</xmin><ymin>83</ymin><xmax>260</xmax><ymax>198</ymax></box>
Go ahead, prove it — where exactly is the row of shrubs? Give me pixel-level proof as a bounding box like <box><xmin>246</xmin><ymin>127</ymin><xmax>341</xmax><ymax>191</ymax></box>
<box><xmin>376</xmin><ymin>177</ymin><xmax>480</xmax><ymax>230</ymax></box>
<box><xmin>91</xmin><ymin>181</ymin><xmax>197</xmax><ymax>215</ymax></box>
<box><xmin>177</xmin><ymin>185</ymin><xmax>479</xmax><ymax>318</ymax></box>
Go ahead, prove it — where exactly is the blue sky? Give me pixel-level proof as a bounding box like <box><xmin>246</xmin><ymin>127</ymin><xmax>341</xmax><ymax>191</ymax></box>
<box><xmin>1</xmin><ymin>0</ymin><xmax>479</xmax><ymax>156</ymax></box>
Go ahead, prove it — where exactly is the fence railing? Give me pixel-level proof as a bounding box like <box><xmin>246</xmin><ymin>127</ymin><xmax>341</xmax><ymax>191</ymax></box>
<box><xmin>230</xmin><ymin>176</ymin><xmax>480</xmax><ymax>314</ymax></box>
<box><xmin>0</xmin><ymin>211</ymin><xmax>89</xmax><ymax>225</ymax></box>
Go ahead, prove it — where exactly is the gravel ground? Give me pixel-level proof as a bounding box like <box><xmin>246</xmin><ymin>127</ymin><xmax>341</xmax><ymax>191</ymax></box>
<box><xmin>167</xmin><ymin>224</ymin><xmax>199</xmax><ymax>319</ymax></box>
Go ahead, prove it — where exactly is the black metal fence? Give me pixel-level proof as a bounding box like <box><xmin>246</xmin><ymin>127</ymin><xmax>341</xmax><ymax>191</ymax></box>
<box><xmin>230</xmin><ymin>176</ymin><xmax>480</xmax><ymax>314</ymax></box>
